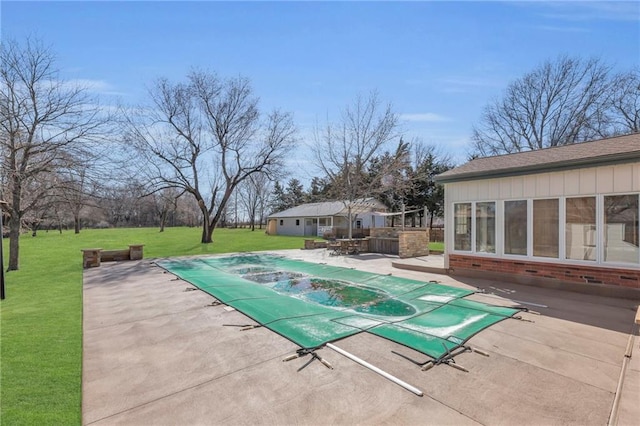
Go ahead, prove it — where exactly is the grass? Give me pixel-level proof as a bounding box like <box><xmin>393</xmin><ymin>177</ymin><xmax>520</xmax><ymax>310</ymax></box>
<box><xmin>0</xmin><ymin>226</ymin><xmax>445</xmax><ymax>425</ymax></box>
<box><xmin>0</xmin><ymin>227</ymin><xmax>308</xmax><ymax>425</ymax></box>
<box><xmin>429</xmin><ymin>241</ymin><xmax>445</xmax><ymax>252</ymax></box>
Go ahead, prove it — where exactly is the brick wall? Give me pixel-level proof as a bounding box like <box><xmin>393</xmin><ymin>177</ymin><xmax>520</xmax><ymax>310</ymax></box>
<box><xmin>370</xmin><ymin>228</ymin><xmax>400</xmax><ymax>238</ymax></box>
<box><xmin>398</xmin><ymin>230</ymin><xmax>430</xmax><ymax>258</ymax></box>
<box><xmin>449</xmin><ymin>254</ymin><xmax>640</xmax><ymax>289</ymax></box>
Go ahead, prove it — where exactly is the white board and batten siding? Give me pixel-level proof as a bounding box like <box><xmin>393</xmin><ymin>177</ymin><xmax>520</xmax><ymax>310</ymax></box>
<box><xmin>275</xmin><ymin>218</ymin><xmax>306</xmax><ymax>237</ymax></box>
<box><xmin>445</xmin><ymin>163</ymin><xmax>640</xmax><ymax>203</ymax></box>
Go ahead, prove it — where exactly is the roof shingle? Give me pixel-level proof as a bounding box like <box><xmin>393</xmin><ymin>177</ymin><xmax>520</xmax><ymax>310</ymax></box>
<box><xmin>269</xmin><ymin>198</ymin><xmax>386</xmax><ymax>218</ymax></box>
<box><xmin>435</xmin><ymin>133</ymin><xmax>640</xmax><ymax>183</ymax></box>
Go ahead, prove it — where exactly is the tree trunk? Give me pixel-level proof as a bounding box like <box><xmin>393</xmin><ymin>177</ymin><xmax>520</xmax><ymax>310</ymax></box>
<box><xmin>201</xmin><ymin>219</ymin><xmax>212</xmax><ymax>243</ymax></box>
<box><xmin>74</xmin><ymin>216</ymin><xmax>81</xmax><ymax>234</ymax></box>
<box><xmin>8</xmin><ymin>214</ymin><xmax>20</xmax><ymax>271</ymax></box>
<box><xmin>205</xmin><ymin>219</ymin><xmax>216</xmax><ymax>243</ymax></box>
<box><xmin>197</xmin><ymin>199</ymin><xmax>213</xmax><ymax>243</ymax></box>
<box><xmin>159</xmin><ymin>210</ymin><xmax>167</xmax><ymax>233</ymax></box>
<box><xmin>347</xmin><ymin>204</ymin><xmax>353</xmax><ymax>239</ymax></box>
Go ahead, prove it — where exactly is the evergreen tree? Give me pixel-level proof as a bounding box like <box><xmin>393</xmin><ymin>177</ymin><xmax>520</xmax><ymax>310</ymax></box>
<box><xmin>306</xmin><ymin>177</ymin><xmax>330</xmax><ymax>202</ymax></box>
<box><xmin>286</xmin><ymin>178</ymin><xmax>306</xmax><ymax>207</ymax></box>
<box><xmin>270</xmin><ymin>181</ymin><xmax>289</xmax><ymax>213</ymax></box>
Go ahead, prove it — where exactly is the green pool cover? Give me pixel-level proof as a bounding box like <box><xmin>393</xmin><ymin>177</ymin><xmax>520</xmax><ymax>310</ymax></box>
<box><xmin>157</xmin><ymin>254</ymin><xmax>519</xmax><ymax>361</ymax></box>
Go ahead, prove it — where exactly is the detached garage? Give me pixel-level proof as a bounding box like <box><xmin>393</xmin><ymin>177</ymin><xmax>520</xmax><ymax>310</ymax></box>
<box><xmin>435</xmin><ymin>133</ymin><xmax>640</xmax><ymax>297</ymax></box>
<box><xmin>267</xmin><ymin>198</ymin><xmax>387</xmax><ymax>237</ymax></box>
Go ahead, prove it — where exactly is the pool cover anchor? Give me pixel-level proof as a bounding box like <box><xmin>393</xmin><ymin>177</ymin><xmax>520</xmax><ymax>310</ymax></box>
<box><xmin>393</xmin><ymin>343</ymin><xmax>488</xmax><ymax>372</ymax></box>
<box><xmin>297</xmin><ymin>353</ymin><xmax>333</xmax><ymax>372</ymax></box>
<box><xmin>514</xmin><ymin>315</ymin><xmax>536</xmax><ymax>323</ymax></box>
<box><xmin>222</xmin><ymin>323</ymin><xmax>261</xmax><ymax>331</ymax></box>
<box><xmin>283</xmin><ymin>348</ymin><xmax>334</xmax><ymax>372</ymax></box>
<box><xmin>240</xmin><ymin>325</ymin><xmax>261</xmax><ymax>331</ymax></box>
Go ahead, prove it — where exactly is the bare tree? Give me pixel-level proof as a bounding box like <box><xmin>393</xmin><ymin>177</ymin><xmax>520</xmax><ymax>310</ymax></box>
<box><xmin>372</xmin><ymin>139</ymin><xmax>412</xmax><ymax>226</ymax></box>
<box><xmin>122</xmin><ymin>70</ymin><xmax>296</xmax><ymax>243</ymax></box>
<box><xmin>0</xmin><ymin>38</ymin><xmax>108</xmax><ymax>270</ymax></box>
<box><xmin>609</xmin><ymin>68</ymin><xmax>640</xmax><ymax>134</ymax></box>
<box><xmin>55</xmin><ymin>148</ymin><xmax>104</xmax><ymax>234</ymax></box>
<box><xmin>312</xmin><ymin>91</ymin><xmax>401</xmax><ymax>239</ymax></box>
<box><xmin>239</xmin><ymin>172</ymin><xmax>272</xmax><ymax>231</ymax></box>
<box><xmin>471</xmin><ymin>56</ymin><xmax>613</xmax><ymax>157</ymax></box>
<box><xmin>154</xmin><ymin>188</ymin><xmax>180</xmax><ymax>232</ymax></box>
<box><xmin>19</xmin><ymin>171</ymin><xmax>58</xmax><ymax>236</ymax></box>
<box><xmin>256</xmin><ymin>176</ymin><xmax>272</xmax><ymax>230</ymax></box>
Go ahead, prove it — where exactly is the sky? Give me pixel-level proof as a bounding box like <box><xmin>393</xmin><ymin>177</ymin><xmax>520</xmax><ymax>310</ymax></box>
<box><xmin>2</xmin><ymin>0</ymin><xmax>639</xmax><ymax>185</ymax></box>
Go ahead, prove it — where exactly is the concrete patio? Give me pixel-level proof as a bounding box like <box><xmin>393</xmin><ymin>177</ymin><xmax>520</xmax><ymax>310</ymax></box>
<box><xmin>83</xmin><ymin>249</ymin><xmax>639</xmax><ymax>425</ymax></box>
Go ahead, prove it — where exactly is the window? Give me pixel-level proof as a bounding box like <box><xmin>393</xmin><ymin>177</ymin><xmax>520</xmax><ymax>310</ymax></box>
<box><xmin>279</xmin><ymin>219</ymin><xmax>283</xmax><ymax>226</ymax></box>
<box><xmin>296</xmin><ymin>219</ymin><xmax>300</xmax><ymax>226</ymax></box>
<box><xmin>355</xmin><ymin>220</ymin><xmax>362</xmax><ymax>229</ymax></box>
<box><xmin>505</xmin><ymin>200</ymin><xmax>527</xmax><ymax>255</ymax></box>
<box><xmin>604</xmin><ymin>194</ymin><xmax>639</xmax><ymax>264</ymax></box>
<box><xmin>476</xmin><ymin>202</ymin><xmax>496</xmax><ymax>253</ymax></box>
<box><xmin>533</xmin><ymin>199</ymin><xmax>559</xmax><ymax>258</ymax></box>
<box><xmin>454</xmin><ymin>203</ymin><xmax>472</xmax><ymax>251</ymax></box>
<box><xmin>566</xmin><ymin>197</ymin><xmax>596</xmax><ymax>261</ymax></box>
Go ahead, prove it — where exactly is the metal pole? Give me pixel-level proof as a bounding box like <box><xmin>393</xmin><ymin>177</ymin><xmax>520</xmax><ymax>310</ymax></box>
<box><xmin>326</xmin><ymin>343</ymin><xmax>424</xmax><ymax>397</ymax></box>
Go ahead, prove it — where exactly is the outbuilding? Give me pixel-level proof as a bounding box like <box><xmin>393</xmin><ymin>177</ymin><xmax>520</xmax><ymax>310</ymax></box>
<box><xmin>267</xmin><ymin>198</ymin><xmax>387</xmax><ymax>238</ymax></box>
<box><xmin>435</xmin><ymin>133</ymin><xmax>640</xmax><ymax>297</ymax></box>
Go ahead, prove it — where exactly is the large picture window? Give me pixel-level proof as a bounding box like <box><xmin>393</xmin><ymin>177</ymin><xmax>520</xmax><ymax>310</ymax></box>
<box><xmin>476</xmin><ymin>202</ymin><xmax>496</xmax><ymax>253</ymax></box>
<box><xmin>604</xmin><ymin>194</ymin><xmax>639</xmax><ymax>264</ymax></box>
<box><xmin>452</xmin><ymin>192</ymin><xmax>640</xmax><ymax>266</ymax></box>
<box><xmin>454</xmin><ymin>203</ymin><xmax>471</xmax><ymax>251</ymax></box>
<box><xmin>566</xmin><ymin>197</ymin><xmax>596</xmax><ymax>261</ymax></box>
<box><xmin>505</xmin><ymin>200</ymin><xmax>527</xmax><ymax>255</ymax></box>
<box><xmin>533</xmin><ymin>199</ymin><xmax>559</xmax><ymax>258</ymax></box>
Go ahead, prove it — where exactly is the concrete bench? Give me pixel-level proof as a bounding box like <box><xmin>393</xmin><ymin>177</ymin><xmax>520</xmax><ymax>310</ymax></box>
<box><xmin>101</xmin><ymin>249</ymin><xmax>131</xmax><ymax>262</ymax></box>
<box><xmin>81</xmin><ymin>245</ymin><xmax>144</xmax><ymax>269</ymax></box>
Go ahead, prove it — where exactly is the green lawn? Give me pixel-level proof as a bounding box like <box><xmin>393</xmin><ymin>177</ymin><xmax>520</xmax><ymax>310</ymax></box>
<box><xmin>0</xmin><ymin>227</ymin><xmax>444</xmax><ymax>424</ymax></box>
<box><xmin>429</xmin><ymin>241</ymin><xmax>445</xmax><ymax>252</ymax></box>
<box><xmin>0</xmin><ymin>227</ymin><xmax>308</xmax><ymax>425</ymax></box>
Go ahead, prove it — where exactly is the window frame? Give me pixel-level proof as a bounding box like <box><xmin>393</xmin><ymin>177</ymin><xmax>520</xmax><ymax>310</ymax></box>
<box><xmin>450</xmin><ymin>192</ymin><xmax>640</xmax><ymax>267</ymax></box>
<box><xmin>453</xmin><ymin>202</ymin><xmax>472</xmax><ymax>252</ymax></box>
<box><xmin>452</xmin><ymin>201</ymin><xmax>497</xmax><ymax>255</ymax></box>
<box><xmin>503</xmin><ymin>199</ymin><xmax>528</xmax><ymax>257</ymax></box>
<box><xmin>602</xmin><ymin>192</ymin><xmax>640</xmax><ymax>266</ymax></box>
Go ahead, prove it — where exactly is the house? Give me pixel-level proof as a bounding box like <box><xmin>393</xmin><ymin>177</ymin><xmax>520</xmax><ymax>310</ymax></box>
<box><xmin>435</xmin><ymin>133</ymin><xmax>640</xmax><ymax>297</ymax></box>
<box><xmin>267</xmin><ymin>198</ymin><xmax>388</xmax><ymax>237</ymax></box>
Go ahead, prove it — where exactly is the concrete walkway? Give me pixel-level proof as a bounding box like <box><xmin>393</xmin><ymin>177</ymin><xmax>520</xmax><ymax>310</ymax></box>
<box><xmin>83</xmin><ymin>249</ymin><xmax>639</xmax><ymax>425</ymax></box>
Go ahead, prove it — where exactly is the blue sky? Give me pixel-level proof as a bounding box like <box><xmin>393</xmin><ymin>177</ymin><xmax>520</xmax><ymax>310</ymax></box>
<box><xmin>2</xmin><ymin>1</ymin><xmax>639</xmax><ymax>183</ymax></box>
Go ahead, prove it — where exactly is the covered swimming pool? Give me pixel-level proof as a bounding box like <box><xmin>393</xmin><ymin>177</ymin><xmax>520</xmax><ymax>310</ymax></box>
<box><xmin>157</xmin><ymin>254</ymin><xmax>520</xmax><ymax>362</ymax></box>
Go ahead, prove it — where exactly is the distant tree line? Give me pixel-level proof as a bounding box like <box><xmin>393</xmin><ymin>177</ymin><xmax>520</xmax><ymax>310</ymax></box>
<box><xmin>2</xmin><ymin>37</ymin><xmax>638</xmax><ymax>271</ymax></box>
